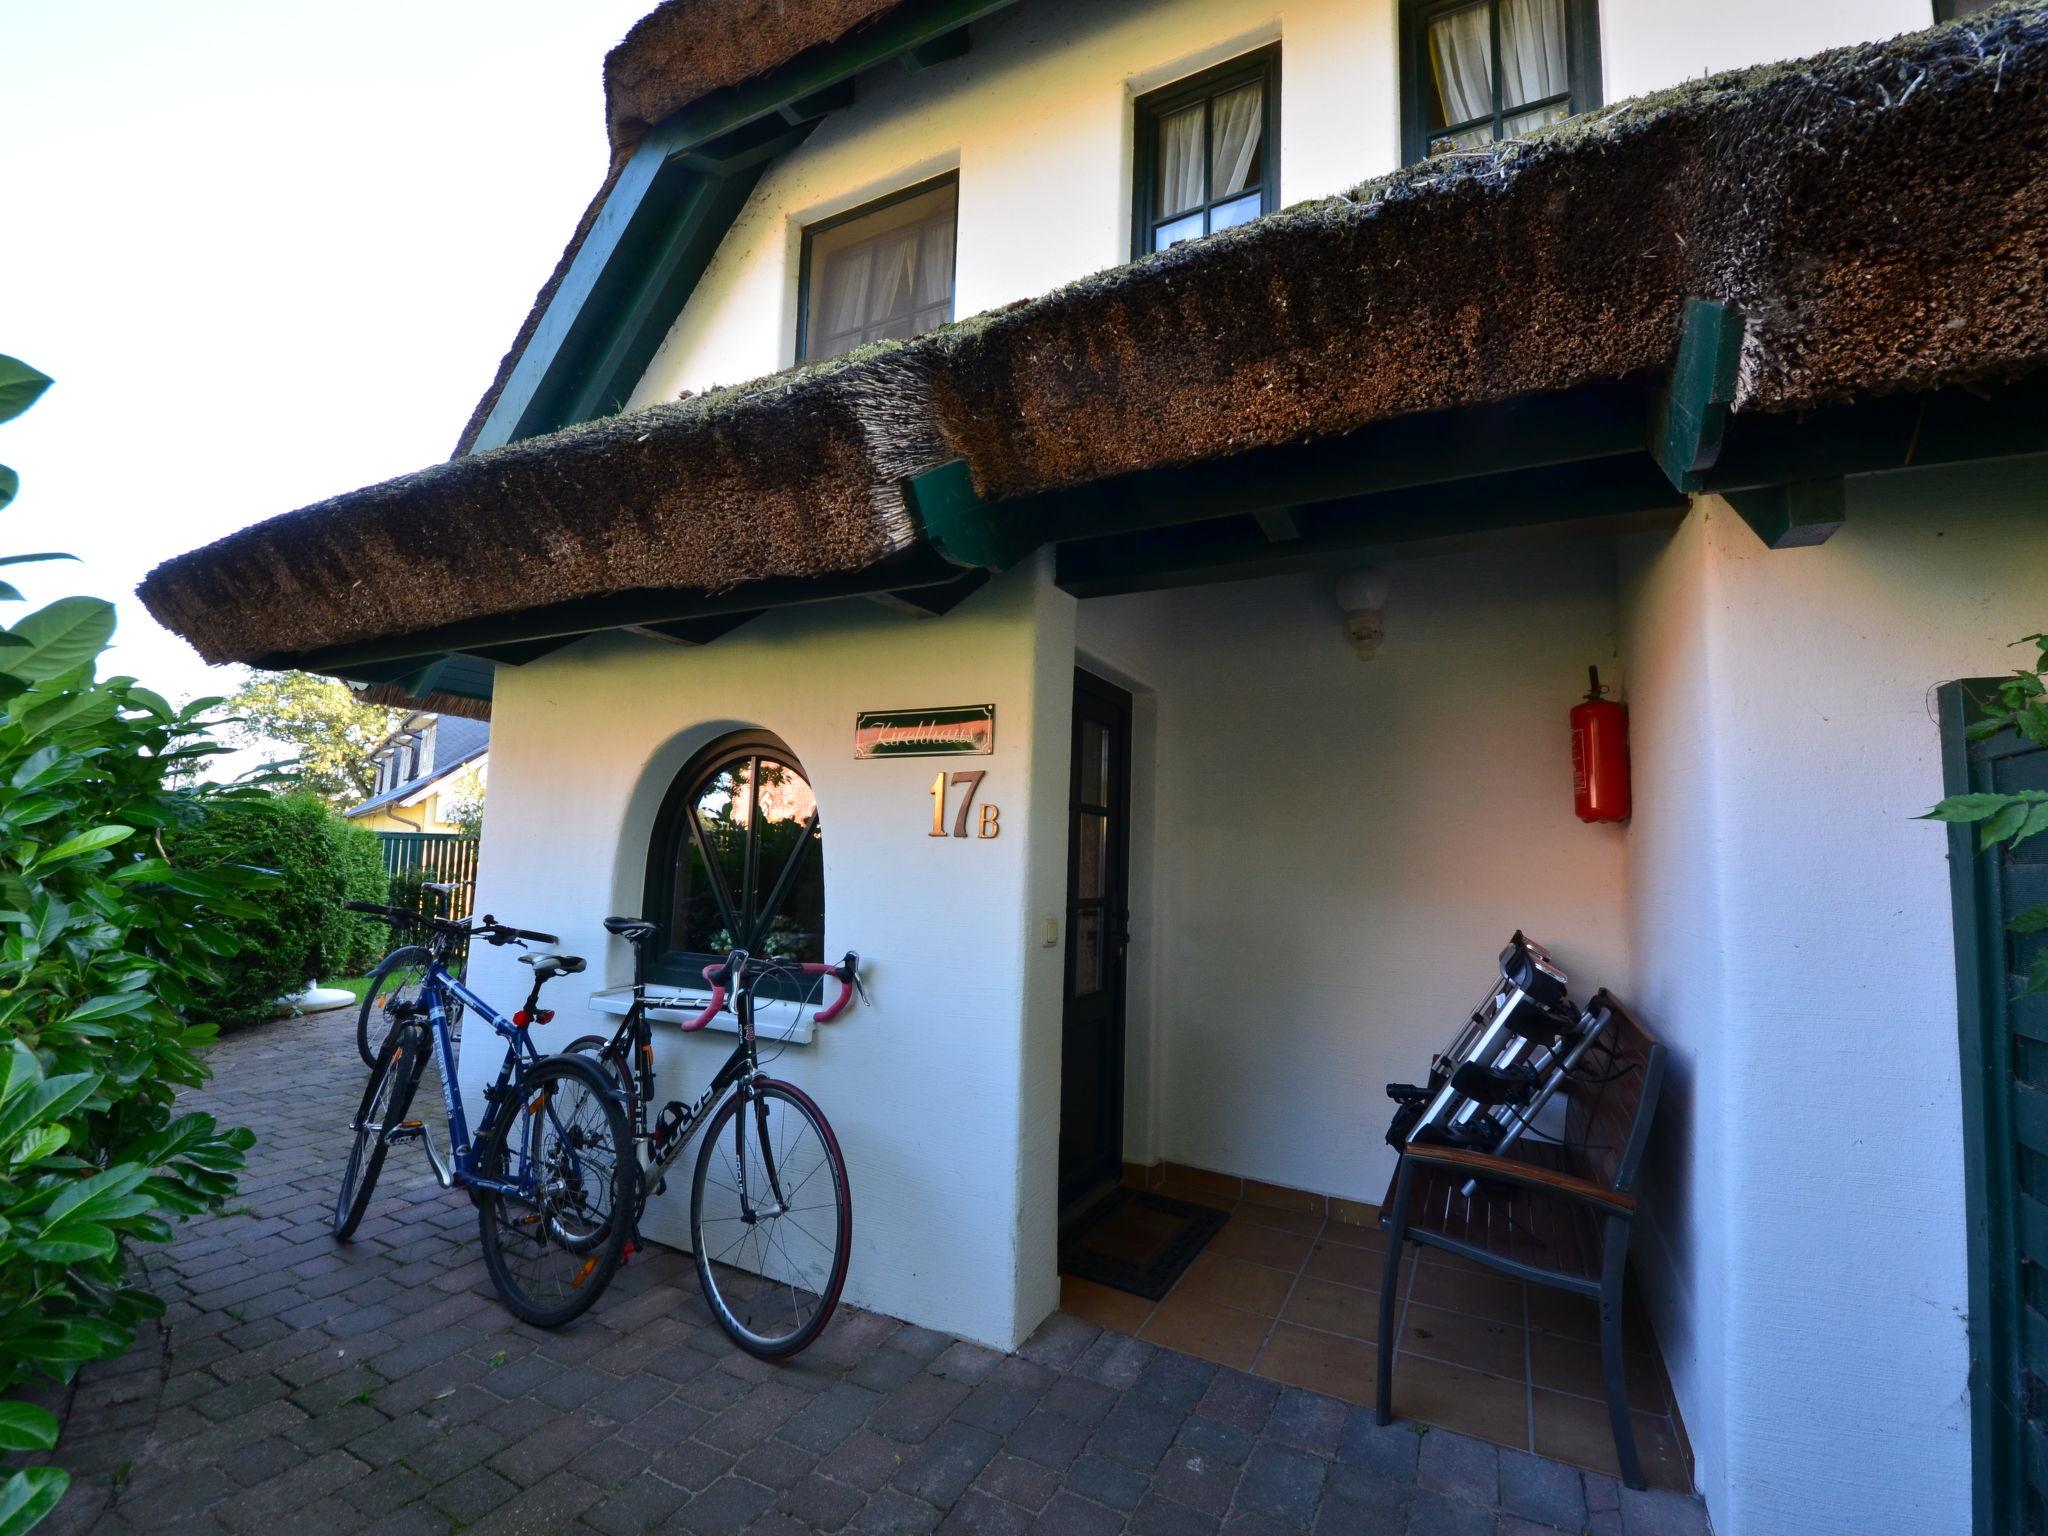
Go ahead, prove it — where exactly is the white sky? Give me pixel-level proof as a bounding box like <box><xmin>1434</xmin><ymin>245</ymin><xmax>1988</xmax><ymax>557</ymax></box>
<box><xmin>0</xmin><ymin>0</ymin><xmax>654</xmax><ymax>706</ymax></box>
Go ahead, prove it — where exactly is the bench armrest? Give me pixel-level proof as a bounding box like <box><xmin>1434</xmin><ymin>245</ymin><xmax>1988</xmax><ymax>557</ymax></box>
<box><xmin>1399</xmin><ymin>1143</ymin><xmax>1637</xmax><ymax>1216</ymax></box>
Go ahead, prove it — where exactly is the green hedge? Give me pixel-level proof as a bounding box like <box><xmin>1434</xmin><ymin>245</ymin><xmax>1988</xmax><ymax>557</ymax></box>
<box><xmin>326</xmin><ymin>818</ymin><xmax>390</xmax><ymax>978</ymax></box>
<box><xmin>168</xmin><ymin>793</ymin><xmax>379</xmax><ymax>1023</ymax></box>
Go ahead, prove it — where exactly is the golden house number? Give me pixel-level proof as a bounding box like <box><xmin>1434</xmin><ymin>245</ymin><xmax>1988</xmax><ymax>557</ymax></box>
<box><xmin>930</xmin><ymin>770</ymin><xmax>1000</xmax><ymax>839</ymax></box>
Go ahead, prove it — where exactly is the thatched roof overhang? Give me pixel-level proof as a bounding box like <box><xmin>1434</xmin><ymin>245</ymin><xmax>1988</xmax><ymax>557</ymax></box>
<box><xmin>142</xmin><ymin>4</ymin><xmax>2048</xmax><ymax>712</ymax></box>
<box><xmin>460</xmin><ymin>0</ymin><xmax>1018</xmax><ymax>457</ymax></box>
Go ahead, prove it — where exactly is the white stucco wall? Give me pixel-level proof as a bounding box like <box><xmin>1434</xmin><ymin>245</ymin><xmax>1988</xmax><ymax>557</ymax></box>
<box><xmin>1071</xmin><ymin>542</ymin><xmax>1631</xmax><ymax>1205</ymax></box>
<box><xmin>626</xmin><ymin>0</ymin><xmax>1930</xmax><ymax>407</ymax></box>
<box><xmin>1601</xmin><ymin>0</ymin><xmax>1935</xmax><ymax>99</ymax></box>
<box><xmin>461</xmin><ymin>559</ymin><xmax>1075</xmax><ymax>1350</ymax></box>
<box><xmin>1619</xmin><ymin>467</ymin><xmax>2048</xmax><ymax>1536</ymax></box>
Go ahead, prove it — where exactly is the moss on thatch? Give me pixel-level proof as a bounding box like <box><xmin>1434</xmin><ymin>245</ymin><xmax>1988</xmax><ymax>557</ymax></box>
<box><xmin>146</xmin><ymin>3</ymin><xmax>2048</xmax><ymax>668</ymax></box>
<box><xmin>906</xmin><ymin>1</ymin><xmax>2048</xmax><ymax>501</ymax></box>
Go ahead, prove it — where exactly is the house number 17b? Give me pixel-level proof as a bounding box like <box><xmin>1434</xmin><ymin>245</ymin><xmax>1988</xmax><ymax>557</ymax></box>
<box><xmin>930</xmin><ymin>771</ymin><xmax>1000</xmax><ymax>839</ymax></box>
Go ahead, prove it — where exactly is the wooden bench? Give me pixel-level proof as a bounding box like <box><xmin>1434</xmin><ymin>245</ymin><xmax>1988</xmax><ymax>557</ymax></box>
<box><xmin>1375</xmin><ymin>991</ymin><xmax>1668</xmax><ymax>1489</ymax></box>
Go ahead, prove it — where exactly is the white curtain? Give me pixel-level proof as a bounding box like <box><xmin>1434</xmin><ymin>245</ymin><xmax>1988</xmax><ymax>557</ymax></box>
<box><xmin>1156</xmin><ymin>102</ymin><xmax>1204</xmax><ymax>216</ymax></box>
<box><xmin>1428</xmin><ymin>3</ymin><xmax>1493</xmax><ymax>132</ymax></box>
<box><xmin>1501</xmin><ymin>0</ymin><xmax>1567</xmax><ymax>112</ymax></box>
<box><xmin>914</xmin><ymin>211</ymin><xmax>954</xmax><ymax>315</ymax></box>
<box><xmin>821</xmin><ymin>246</ymin><xmax>874</xmax><ymax>345</ymax></box>
<box><xmin>1210</xmin><ymin>82</ymin><xmax>1264</xmax><ymax>197</ymax></box>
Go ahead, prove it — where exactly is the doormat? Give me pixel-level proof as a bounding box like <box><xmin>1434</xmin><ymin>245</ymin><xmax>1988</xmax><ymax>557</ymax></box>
<box><xmin>1058</xmin><ymin>1190</ymin><xmax>1229</xmax><ymax>1302</ymax></box>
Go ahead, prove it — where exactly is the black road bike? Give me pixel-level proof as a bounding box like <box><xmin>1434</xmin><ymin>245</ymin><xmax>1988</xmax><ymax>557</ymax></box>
<box><xmin>566</xmin><ymin>920</ymin><xmax>859</xmax><ymax>1358</ymax></box>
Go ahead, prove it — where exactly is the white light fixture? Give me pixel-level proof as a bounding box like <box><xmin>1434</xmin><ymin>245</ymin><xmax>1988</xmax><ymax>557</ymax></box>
<box><xmin>1335</xmin><ymin>566</ymin><xmax>1389</xmax><ymax>658</ymax></box>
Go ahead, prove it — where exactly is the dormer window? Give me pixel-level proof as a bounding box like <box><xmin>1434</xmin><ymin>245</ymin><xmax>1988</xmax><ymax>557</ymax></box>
<box><xmin>1401</xmin><ymin>0</ymin><xmax>1601</xmax><ymax>161</ymax></box>
<box><xmin>1133</xmin><ymin>48</ymin><xmax>1281</xmax><ymax>258</ymax></box>
<box><xmin>798</xmin><ymin>176</ymin><xmax>957</xmax><ymax>363</ymax></box>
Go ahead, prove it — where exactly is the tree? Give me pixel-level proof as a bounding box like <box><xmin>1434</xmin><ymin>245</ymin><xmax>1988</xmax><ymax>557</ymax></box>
<box><xmin>224</xmin><ymin>669</ymin><xmax>399</xmax><ymax>807</ymax></box>
<box><xmin>442</xmin><ymin>761</ymin><xmax>487</xmax><ymax>837</ymax></box>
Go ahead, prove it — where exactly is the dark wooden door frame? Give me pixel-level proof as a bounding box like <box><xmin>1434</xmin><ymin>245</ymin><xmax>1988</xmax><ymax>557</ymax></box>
<box><xmin>1060</xmin><ymin>668</ymin><xmax>1134</xmax><ymax>1210</ymax></box>
<box><xmin>1942</xmin><ymin>679</ymin><xmax>2033</xmax><ymax>1536</ymax></box>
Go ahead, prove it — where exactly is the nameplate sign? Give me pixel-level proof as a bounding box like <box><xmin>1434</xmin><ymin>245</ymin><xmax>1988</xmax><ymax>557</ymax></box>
<box><xmin>855</xmin><ymin>705</ymin><xmax>995</xmax><ymax>759</ymax></box>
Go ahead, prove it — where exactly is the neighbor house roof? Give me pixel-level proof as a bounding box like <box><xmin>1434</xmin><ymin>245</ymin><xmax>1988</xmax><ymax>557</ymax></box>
<box><xmin>345</xmin><ymin>714</ymin><xmax>491</xmax><ymax>819</ymax></box>
<box><xmin>142</xmin><ymin>4</ymin><xmax>2048</xmax><ymax>672</ymax></box>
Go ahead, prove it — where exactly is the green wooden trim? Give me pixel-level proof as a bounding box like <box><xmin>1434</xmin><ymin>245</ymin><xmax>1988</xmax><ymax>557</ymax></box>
<box><xmin>626</xmin><ymin>612</ymin><xmax>763</xmax><ymax>646</ymax></box>
<box><xmin>279</xmin><ymin>547</ymin><xmax>975</xmax><ymax>672</ymax></box>
<box><xmin>905</xmin><ymin>27</ymin><xmax>971</xmax><ymax>70</ymax></box>
<box><xmin>1943</xmin><ymin>680</ymin><xmax>2023</xmax><ymax>1536</ymax></box>
<box><xmin>1130</xmin><ymin>45</ymin><xmax>1282</xmax><ymax>261</ymax></box>
<box><xmin>464</xmin><ymin>635</ymin><xmax>583</xmax><ymax>665</ymax></box>
<box><xmin>867</xmin><ymin>570</ymin><xmax>990</xmax><ymax>616</ymax></box>
<box><xmin>1055</xmin><ymin>454</ymin><xmax>1685</xmax><ymax>597</ymax></box>
<box><xmin>1706</xmin><ymin>373</ymin><xmax>2048</xmax><ymax>493</ymax></box>
<box><xmin>470</xmin><ymin>0</ymin><xmax>1023</xmax><ymax>453</ymax></box>
<box><xmin>1723</xmin><ymin>479</ymin><xmax>1847</xmax><ymax>548</ymax></box>
<box><xmin>1649</xmin><ymin>298</ymin><xmax>1745</xmax><ymax>494</ymax></box>
<box><xmin>908</xmin><ymin>376</ymin><xmax>1653</xmax><ymax>569</ymax></box>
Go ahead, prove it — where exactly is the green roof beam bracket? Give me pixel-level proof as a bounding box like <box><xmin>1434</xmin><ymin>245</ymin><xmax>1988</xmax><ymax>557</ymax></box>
<box><xmin>1650</xmin><ymin>298</ymin><xmax>1746</xmax><ymax>494</ymax></box>
<box><xmin>1723</xmin><ymin>480</ymin><xmax>1847</xmax><ymax>548</ymax></box>
<box><xmin>395</xmin><ymin>657</ymin><xmax>454</xmax><ymax>700</ymax></box>
<box><xmin>903</xmin><ymin>460</ymin><xmax>1042</xmax><ymax>571</ymax></box>
<box><xmin>904</xmin><ymin>27</ymin><xmax>972</xmax><ymax>71</ymax></box>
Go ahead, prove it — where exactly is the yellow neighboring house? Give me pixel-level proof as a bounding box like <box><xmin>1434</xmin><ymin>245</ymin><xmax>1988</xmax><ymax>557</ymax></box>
<box><xmin>345</xmin><ymin>711</ymin><xmax>489</xmax><ymax>835</ymax></box>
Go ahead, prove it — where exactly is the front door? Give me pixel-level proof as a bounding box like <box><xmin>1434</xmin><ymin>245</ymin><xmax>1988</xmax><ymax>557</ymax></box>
<box><xmin>1061</xmin><ymin>670</ymin><xmax>1132</xmax><ymax>1210</ymax></box>
<box><xmin>1943</xmin><ymin>682</ymin><xmax>2048</xmax><ymax>1536</ymax></box>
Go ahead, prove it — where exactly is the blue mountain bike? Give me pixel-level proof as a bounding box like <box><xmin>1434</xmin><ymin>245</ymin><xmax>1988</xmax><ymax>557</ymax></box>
<box><xmin>334</xmin><ymin>902</ymin><xmax>639</xmax><ymax>1327</ymax></box>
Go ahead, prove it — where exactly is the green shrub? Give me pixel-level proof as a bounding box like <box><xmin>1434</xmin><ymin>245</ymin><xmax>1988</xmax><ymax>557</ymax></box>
<box><xmin>325</xmin><ymin>819</ymin><xmax>389</xmax><ymax>977</ymax></box>
<box><xmin>168</xmin><ymin>793</ymin><xmax>351</xmax><ymax>1024</ymax></box>
<box><xmin>0</xmin><ymin>352</ymin><xmax>257</xmax><ymax>1530</ymax></box>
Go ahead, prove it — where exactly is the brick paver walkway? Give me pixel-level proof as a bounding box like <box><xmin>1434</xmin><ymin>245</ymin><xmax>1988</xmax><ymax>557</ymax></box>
<box><xmin>29</xmin><ymin>1007</ymin><xmax>1712</xmax><ymax>1535</ymax></box>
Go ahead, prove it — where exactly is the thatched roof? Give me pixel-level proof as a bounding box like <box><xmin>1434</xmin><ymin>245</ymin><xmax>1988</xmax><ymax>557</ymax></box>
<box><xmin>144</xmin><ymin>3</ymin><xmax>2048</xmax><ymax>668</ymax></box>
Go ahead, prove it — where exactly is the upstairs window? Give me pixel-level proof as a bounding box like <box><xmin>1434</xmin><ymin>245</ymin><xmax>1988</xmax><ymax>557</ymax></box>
<box><xmin>1133</xmin><ymin>48</ymin><xmax>1281</xmax><ymax>258</ymax></box>
<box><xmin>1402</xmin><ymin>0</ymin><xmax>1601</xmax><ymax>162</ymax></box>
<box><xmin>798</xmin><ymin>176</ymin><xmax>957</xmax><ymax>363</ymax></box>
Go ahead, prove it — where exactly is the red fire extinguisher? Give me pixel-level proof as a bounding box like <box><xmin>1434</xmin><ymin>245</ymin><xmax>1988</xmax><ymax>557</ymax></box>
<box><xmin>1571</xmin><ymin>666</ymin><xmax>1630</xmax><ymax>823</ymax></box>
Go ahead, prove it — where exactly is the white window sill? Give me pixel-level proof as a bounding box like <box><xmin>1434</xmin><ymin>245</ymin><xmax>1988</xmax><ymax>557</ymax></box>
<box><xmin>585</xmin><ymin>986</ymin><xmax>815</xmax><ymax>1046</ymax></box>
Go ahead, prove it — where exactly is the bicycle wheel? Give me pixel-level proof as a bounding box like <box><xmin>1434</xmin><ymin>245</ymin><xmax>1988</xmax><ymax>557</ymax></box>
<box><xmin>334</xmin><ymin>1022</ymin><xmax>423</xmax><ymax>1239</ymax></box>
<box><xmin>476</xmin><ymin>1054</ymin><xmax>638</xmax><ymax>1327</ymax></box>
<box><xmin>356</xmin><ymin>944</ymin><xmax>431</xmax><ymax>1068</ymax></box>
<box><xmin>690</xmin><ymin>1079</ymin><xmax>850</xmax><ymax>1359</ymax></box>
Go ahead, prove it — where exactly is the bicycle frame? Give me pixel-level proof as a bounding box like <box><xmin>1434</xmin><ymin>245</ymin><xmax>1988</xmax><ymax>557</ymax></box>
<box><xmin>383</xmin><ymin>955</ymin><xmax>574</xmax><ymax>1200</ymax></box>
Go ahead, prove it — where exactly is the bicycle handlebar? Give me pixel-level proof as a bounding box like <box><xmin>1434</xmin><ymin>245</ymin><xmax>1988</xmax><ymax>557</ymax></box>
<box><xmin>680</xmin><ymin>951</ymin><xmax>862</xmax><ymax>1031</ymax></box>
<box><xmin>342</xmin><ymin>902</ymin><xmax>557</xmax><ymax>948</ymax></box>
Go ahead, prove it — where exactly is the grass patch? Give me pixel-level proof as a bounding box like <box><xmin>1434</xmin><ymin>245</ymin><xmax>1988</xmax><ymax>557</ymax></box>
<box><xmin>320</xmin><ymin>977</ymin><xmax>374</xmax><ymax>1005</ymax></box>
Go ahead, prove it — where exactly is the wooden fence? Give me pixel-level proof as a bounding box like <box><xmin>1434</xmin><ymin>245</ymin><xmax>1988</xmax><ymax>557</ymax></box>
<box><xmin>374</xmin><ymin>832</ymin><xmax>481</xmax><ymax>920</ymax></box>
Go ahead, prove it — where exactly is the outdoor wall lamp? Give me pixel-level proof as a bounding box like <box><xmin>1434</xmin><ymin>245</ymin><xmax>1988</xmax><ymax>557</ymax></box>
<box><xmin>1335</xmin><ymin>566</ymin><xmax>1389</xmax><ymax>657</ymax></box>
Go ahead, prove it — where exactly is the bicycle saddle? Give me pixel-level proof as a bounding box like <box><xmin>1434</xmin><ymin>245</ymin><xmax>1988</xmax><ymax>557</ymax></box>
<box><xmin>520</xmin><ymin>954</ymin><xmax>587</xmax><ymax>979</ymax></box>
<box><xmin>604</xmin><ymin>917</ymin><xmax>659</xmax><ymax>942</ymax></box>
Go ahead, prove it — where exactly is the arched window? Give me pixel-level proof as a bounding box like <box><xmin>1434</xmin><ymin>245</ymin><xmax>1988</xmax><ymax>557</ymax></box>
<box><xmin>644</xmin><ymin>732</ymin><xmax>824</xmax><ymax>991</ymax></box>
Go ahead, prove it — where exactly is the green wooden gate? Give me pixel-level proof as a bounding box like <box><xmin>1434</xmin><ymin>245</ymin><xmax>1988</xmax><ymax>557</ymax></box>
<box><xmin>1944</xmin><ymin>683</ymin><xmax>2048</xmax><ymax>1536</ymax></box>
<box><xmin>374</xmin><ymin>832</ymin><xmax>480</xmax><ymax>918</ymax></box>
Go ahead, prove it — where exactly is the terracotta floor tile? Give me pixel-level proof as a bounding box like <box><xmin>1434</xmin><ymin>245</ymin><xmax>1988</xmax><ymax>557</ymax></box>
<box><xmin>1531</xmin><ymin>1388</ymin><xmax>1691</xmax><ymax>1492</ymax></box>
<box><xmin>1399</xmin><ymin>1301</ymin><xmax>1526</xmax><ymax>1381</ymax></box>
<box><xmin>1161</xmin><ymin>1164</ymin><xmax>1242</xmax><ymax>1204</ymax></box>
<box><xmin>1231</xmin><ymin>1202</ymin><xmax>1325</xmax><ymax>1238</ymax></box>
<box><xmin>1209</xmin><ymin>1216</ymin><xmax>1314</xmax><ymax>1272</ymax></box>
<box><xmin>1243</xmin><ymin>1178</ymin><xmax>1325</xmax><ymax>1216</ymax></box>
<box><xmin>1307</xmin><ymin>1237</ymin><xmax>1399</xmax><ymax>1291</ymax></box>
<box><xmin>1329</xmin><ymin>1197</ymin><xmax>1382</xmax><ymax>1230</ymax></box>
<box><xmin>1414</xmin><ymin>1245</ymin><xmax>1498</xmax><ymax>1278</ymax></box>
<box><xmin>1406</xmin><ymin>1261</ymin><xmax>1526</xmax><ymax>1326</ymax></box>
<box><xmin>1525</xmin><ymin>1286</ymin><xmax>1600</xmax><ymax>1342</ymax></box>
<box><xmin>1318</xmin><ymin>1217</ymin><xmax>1387</xmax><ymax>1252</ymax></box>
<box><xmin>1528</xmin><ymin>1329</ymin><xmax>1669</xmax><ymax>1410</ymax></box>
<box><xmin>1280</xmin><ymin>1276</ymin><xmax>1384</xmax><ymax>1343</ymax></box>
<box><xmin>1138</xmin><ymin>1290</ymin><xmax>1271</xmax><ymax>1372</ymax></box>
<box><xmin>1253</xmin><ymin>1322</ymin><xmax>1377</xmax><ymax>1406</ymax></box>
<box><xmin>1382</xmin><ymin>1350</ymin><xmax>1530</xmax><ymax>1448</ymax></box>
<box><xmin>1060</xmin><ymin>1276</ymin><xmax>1155</xmax><ymax>1336</ymax></box>
<box><xmin>1175</xmin><ymin>1251</ymin><xmax>1296</xmax><ymax>1317</ymax></box>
